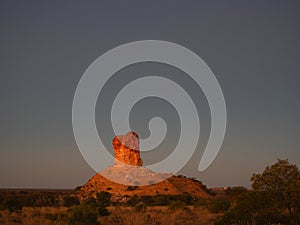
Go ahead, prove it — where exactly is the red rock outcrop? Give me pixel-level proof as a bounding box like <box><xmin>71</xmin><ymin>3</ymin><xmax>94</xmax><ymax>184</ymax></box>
<box><xmin>76</xmin><ymin>131</ymin><xmax>212</xmax><ymax>201</ymax></box>
<box><xmin>113</xmin><ymin>131</ymin><xmax>143</xmax><ymax>166</ymax></box>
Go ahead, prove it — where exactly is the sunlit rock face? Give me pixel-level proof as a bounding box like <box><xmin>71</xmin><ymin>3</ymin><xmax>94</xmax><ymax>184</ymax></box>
<box><xmin>77</xmin><ymin>131</ymin><xmax>211</xmax><ymax>200</ymax></box>
<box><xmin>112</xmin><ymin>131</ymin><xmax>143</xmax><ymax>166</ymax></box>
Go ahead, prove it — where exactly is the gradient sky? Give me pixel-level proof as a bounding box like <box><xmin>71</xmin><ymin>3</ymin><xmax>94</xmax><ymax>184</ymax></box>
<box><xmin>0</xmin><ymin>1</ymin><xmax>299</xmax><ymax>189</ymax></box>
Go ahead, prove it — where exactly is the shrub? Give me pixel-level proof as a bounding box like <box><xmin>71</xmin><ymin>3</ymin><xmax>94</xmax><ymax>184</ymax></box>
<box><xmin>140</xmin><ymin>195</ymin><xmax>155</xmax><ymax>205</ymax></box>
<box><xmin>96</xmin><ymin>191</ymin><xmax>111</xmax><ymax>207</ymax></box>
<box><xmin>208</xmin><ymin>199</ymin><xmax>230</xmax><ymax>213</ymax></box>
<box><xmin>193</xmin><ymin>198</ymin><xmax>207</xmax><ymax>208</ymax></box>
<box><xmin>180</xmin><ymin>193</ymin><xmax>194</xmax><ymax>205</ymax></box>
<box><xmin>134</xmin><ymin>202</ymin><xmax>147</xmax><ymax>212</ymax></box>
<box><xmin>153</xmin><ymin>194</ymin><xmax>169</xmax><ymax>206</ymax></box>
<box><xmin>2</xmin><ymin>196</ymin><xmax>23</xmax><ymax>212</ymax></box>
<box><xmin>168</xmin><ymin>200</ymin><xmax>186</xmax><ymax>210</ymax></box>
<box><xmin>98</xmin><ymin>205</ymin><xmax>110</xmax><ymax>216</ymax></box>
<box><xmin>127</xmin><ymin>186</ymin><xmax>138</xmax><ymax>191</ymax></box>
<box><xmin>85</xmin><ymin>197</ymin><xmax>98</xmax><ymax>207</ymax></box>
<box><xmin>95</xmin><ymin>192</ymin><xmax>112</xmax><ymax>217</ymax></box>
<box><xmin>63</xmin><ymin>196</ymin><xmax>80</xmax><ymax>207</ymax></box>
<box><xmin>68</xmin><ymin>203</ymin><xmax>99</xmax><ymax>225</ymax></box>
<box><xmin>127</xmin><ymin>195</ymin><xmax>139</xmax><ymax>206</ymax></box>
<box><xmin>44</xmin><ymin>212</ymin><xmax>68</xmax><ymax>222</ymax></box>
<box><xmin>214</xmin><ymin>191</ymin><xmax>291</xmax><ymax>225</ymax></box>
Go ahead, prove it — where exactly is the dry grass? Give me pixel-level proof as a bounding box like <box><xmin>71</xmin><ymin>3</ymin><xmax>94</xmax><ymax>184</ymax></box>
<box><xmin>0</xmin><ymin>206</ymin><xmax>220</xmax><ymax>225</ymax></box>
<box><xmin>103</xmin><ymin>206</ymin><xmax>219</xmax><ymax>225</ymax></box>
<box><xmin>0</xmin><ymin>207</ymin><xmax>68</xmax><ymax>225</ymax></box>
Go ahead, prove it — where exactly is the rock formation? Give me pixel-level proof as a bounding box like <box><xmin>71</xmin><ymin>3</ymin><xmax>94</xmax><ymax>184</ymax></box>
<box><xmin>76</xmin><ymin>131</ymin><xmax>212</xmax><ymax>201</ymax></box>
<box><xmin>113</xmin><ymin>131</ymin><xmax>143</xmax><ymax>166</ymax></box>
<box><xmin>77</xmin><ymin>172</ymin><xmax>212</xmax><ymax>201</ymax></box>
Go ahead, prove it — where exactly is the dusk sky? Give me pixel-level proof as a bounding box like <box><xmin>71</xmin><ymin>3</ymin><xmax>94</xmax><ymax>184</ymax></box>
<box><xmin>0</xmin><ymin>1</ymin><xmax>299</xmax><ymax>189</ymax></box>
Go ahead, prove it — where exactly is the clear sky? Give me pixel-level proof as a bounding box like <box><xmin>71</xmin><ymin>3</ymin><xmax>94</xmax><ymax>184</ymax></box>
<box><xmin>0</xmin><ymin>0</ymin><xmax>299</xmax><ymax>188</ymax></box>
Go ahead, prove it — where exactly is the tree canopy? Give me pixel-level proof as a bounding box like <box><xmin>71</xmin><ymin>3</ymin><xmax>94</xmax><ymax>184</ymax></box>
<box><xmin>251</xmin><ymin>159</ymin><xmax>300</xmax><ymax>217</ymax></box>
<box><xmin>216</xmin><ymin>159</ymin><xmax>300</xmax><ymax>225</ymax></box>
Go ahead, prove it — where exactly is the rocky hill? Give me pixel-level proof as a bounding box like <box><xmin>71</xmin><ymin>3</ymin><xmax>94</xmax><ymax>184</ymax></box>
<box><xmin>76</xmin><ymin>131</ymin><xmax>212</xmax><ymax>201</ymax></box>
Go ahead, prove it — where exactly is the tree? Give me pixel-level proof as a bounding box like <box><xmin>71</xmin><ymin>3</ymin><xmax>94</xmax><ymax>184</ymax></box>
<box><xmin>215</xmin><ymin>191</ymin><xmax>289</xmax><ymax>225</ymax></box>
<box><xmin>251</xmin><ymin>159</ymin><xmax>300</xmax><ymax>223</ymax></box>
